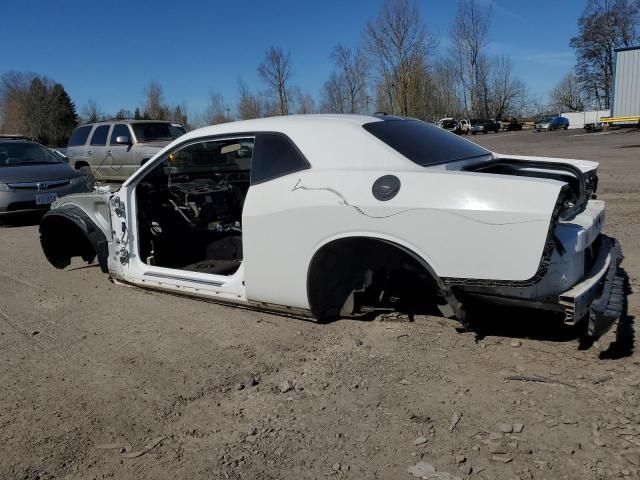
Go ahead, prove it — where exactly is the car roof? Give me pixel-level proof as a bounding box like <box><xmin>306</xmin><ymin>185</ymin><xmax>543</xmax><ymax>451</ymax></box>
<box><xmin>77</xmin><ymin>119</ymin><xmax>180</xmax><ymax>127</ymax></box>
<box><xmin>148</xmin><ymin>114</ymin><xmax>431</xmax><ymax>174</ymax></box>
<box><xmin>183</xmin><ymin>114</ymin><xmax>380</xmax><ymax>137</ymax></box>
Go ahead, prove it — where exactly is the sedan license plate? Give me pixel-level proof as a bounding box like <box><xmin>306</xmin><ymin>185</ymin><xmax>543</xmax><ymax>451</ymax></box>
<box><xmin>35</xmin><ymin>192</ymin><xmax>58</xmax><ymax>205</ymax></box>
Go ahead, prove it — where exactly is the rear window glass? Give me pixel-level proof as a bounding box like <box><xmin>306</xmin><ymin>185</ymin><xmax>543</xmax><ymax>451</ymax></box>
<box><xmin>67</xmin><ymin>125</ymin><xmax>92</xmax><ymax>147</ymax></box>
<box><xmin>90</xmin><ymin>125</ymin><xmax>110</xmax><ymax>146</ymax></box>
<box><xmin>363</xmin><ymin>119</ymin><xmax>490</xmax><ymax>167</ymax></box>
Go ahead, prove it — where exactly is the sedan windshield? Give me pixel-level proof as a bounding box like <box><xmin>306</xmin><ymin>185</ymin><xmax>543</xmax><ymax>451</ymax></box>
<box><xmin>0</xmin><ymin>142</ymin><xmax>63</xmax><ymax>167</ymax></box>
<box><xmin>364</xmin><ymin>119</ymin><xmax>490</xmax><ymax>167</ymax></box>
<box><xmin>132</xmin><ymin>123</ymin><xmax>186</xmax><ymax>143</ymax></box>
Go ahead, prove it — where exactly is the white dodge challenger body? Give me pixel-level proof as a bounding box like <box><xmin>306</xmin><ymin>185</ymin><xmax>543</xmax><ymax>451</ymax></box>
<box><xmin>39</xmin><ymin>115</ymin><xmax>624</xmax><ymax>338</ymax></box>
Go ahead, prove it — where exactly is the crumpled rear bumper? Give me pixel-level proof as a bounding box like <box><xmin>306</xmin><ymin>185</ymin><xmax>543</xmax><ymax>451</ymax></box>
<box><xmin>559</xmin><ymin>235</ymin><xmax>624</xmax><ymax>337</ymax></box>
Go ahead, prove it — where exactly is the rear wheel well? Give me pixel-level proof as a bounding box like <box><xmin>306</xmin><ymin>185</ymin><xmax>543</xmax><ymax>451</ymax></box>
<box><xmin>307</xmin><ymin>237</ymin><xmax>444</xmax><ymax>321</ymax></box>
<box><xmin>40</xmin><ymin>215</ymin><xmax>98</xmax><ymax>269</ymax></box>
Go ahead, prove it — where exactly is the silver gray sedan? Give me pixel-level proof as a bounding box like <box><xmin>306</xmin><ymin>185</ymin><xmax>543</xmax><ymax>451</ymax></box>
<box><xmin>0</xmin><ymin>139</ymin><xmax>91</xmax><ymax>216</ymax></box>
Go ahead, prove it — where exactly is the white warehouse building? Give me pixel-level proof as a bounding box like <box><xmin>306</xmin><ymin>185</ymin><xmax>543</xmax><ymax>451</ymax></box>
<box><xmin>611</xmin><ymin>46</ymin><xmax>640</xmax><ymax>120</ymax></box>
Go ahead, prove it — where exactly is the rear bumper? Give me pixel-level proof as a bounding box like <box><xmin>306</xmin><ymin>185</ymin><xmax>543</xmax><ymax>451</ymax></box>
<box><xmin>558</xmin><ymin>235</ymin><xmax>624</xmax><ymax>337</ymax></box>
<box><xmin>462</xmin><ymin>234</ymin><xmax>624</xmax><ymax>339</ymax></box>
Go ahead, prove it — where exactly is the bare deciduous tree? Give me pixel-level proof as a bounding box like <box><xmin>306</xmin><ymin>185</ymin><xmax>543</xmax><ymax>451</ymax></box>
<box><xmin>450</xmin><ymin>0</ymin><xmax>491</xmax><ymax>117</ymax></box>
<box><xmin>171</xmin><ymin>104</ymin><xmax>189</xmax><ymax>129</ymax></box>
<box><xmin>203</xmin><ymin>92</ymin><xmax>229</xmax><ymax>125</ymax></box>
<box><xmin>143</xmin><ymin>81</ymin><xmax>169</xmax><ymax>120</ymax></box>
<box><xmin>293</xmin><ymin>88</ymin><xmax>316</xmax><ymax>114</ymax></box>
<box><xmin>550</xmin><ymin>72</ymin><xmax>586</xmax><ymax>112</ymax></box>
<box><xmin>570</xmin><ymin>0</ymin><xmax>639</xmax><ymax>109</ymax></box>
<box><xmin>364</xmin><ymin>0</ymin><xmax>437</xmax><ymax>116</ymax></box>
<box><xmin>429</xmin><ymin>59</ymin><xmax>465</xmax><ymax>119</ymax></box>
<box><xmin>320</xmin><ymin>72</ymin><xmax>348</xmax><ymax>113</ymax></box>
<box><xmin>82</xmin><ymin>99</ymin><xmax>102</xmax><ymax>123</ymax></box>
<box><xmin>489</xmin><ymin>56</ymin><xmax>527</xmax><ymax>119</ymax></box>
<box><xmin>237</xmin><ymin>80</ymin><xmax>263</xmax><ymax>120</ymax></box>
<box><xmin>258</xmin><ymin>46</ymin><xmax>293</xmax><ymax>116</ymax></box>
<box><xmin>1</xmin><ymin>71</ymin><xmax>77</xmax><ymax>145</ymax></box>
<box><xmin>330</xmin><ymin>44</ymin><xmax>368</xmax><ymax>113</ymax></box>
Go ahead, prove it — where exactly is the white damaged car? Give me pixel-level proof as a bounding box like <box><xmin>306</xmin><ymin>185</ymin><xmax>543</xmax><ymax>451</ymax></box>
<box><xmin>39</xmin><ymin>114</ymin><xmax>624</xmax><ymax>338</ymax></box>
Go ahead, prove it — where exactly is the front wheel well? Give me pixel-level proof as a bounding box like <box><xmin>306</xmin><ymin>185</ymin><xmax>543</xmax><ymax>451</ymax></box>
<box><xmin>39</xmin><ymin>208</ymin><xmax>109</xmax><ymax>272</ymax></box>
<box><xmin>307</xmin><ymin>237</ymin><xmax>445</xmax><ymax>321</ymax></box>
<box><xmin>40</xmin><ymin>215</ymin><xmax>96</xmax><ymax>269</ymax></box>
<box><xmin>74</xmin><ymin>160</ymin><xmax>90</xmax><ymax>170</ymax></box>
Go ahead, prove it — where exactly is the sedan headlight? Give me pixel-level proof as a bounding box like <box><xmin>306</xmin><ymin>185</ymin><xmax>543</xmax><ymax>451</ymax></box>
<box><xmin>0</xmin><ymin>183</ymin><xmax>12</xmax><ymax>192</ymax></box>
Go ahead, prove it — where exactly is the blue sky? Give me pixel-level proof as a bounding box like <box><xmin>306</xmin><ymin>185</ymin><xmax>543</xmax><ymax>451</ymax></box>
<box><xmin>1</xmin><ymin>0</ymin><xmax>584</xmax><ymax>117</ymax></box>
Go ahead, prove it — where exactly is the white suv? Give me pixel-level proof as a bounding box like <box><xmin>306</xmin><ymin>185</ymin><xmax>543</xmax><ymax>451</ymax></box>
<box><xmin>66</xmin><ymin>120</ymin><xmax>186</xmax><ymax>184</ymax></box>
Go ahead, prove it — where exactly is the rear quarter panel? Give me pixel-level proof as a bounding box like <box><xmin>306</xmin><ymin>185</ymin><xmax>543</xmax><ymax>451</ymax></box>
<box><xmin>242</xmin><ymin>168</ymin><xmax>564</xmax><ymax>309</ymax></box>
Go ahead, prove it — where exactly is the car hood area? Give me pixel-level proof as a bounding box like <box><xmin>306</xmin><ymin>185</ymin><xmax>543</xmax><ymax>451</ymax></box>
<box><xmin>0</xmin><ymin>163</ymin><xmax>82</xmax><ymax>183</ymax></box>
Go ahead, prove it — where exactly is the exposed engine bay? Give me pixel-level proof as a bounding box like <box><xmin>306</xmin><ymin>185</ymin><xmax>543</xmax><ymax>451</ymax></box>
<box><xmin>136</xmin><ymin>163</ymin><xmax>249</xmax><ymax>276</ymax></box>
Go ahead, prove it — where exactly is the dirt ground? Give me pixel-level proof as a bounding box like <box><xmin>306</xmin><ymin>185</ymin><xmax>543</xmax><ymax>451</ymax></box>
<box><xmin>1</xmin><ymin>128</ymin><xmax>640</xmax><ymax>480</ymax></box>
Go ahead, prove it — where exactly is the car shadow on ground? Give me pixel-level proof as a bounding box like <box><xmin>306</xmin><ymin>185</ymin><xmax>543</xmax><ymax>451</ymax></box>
<box><xmin>466</xmin><ymin>268</ymin><xmax>634</xmax><ymax>357</ymax></box>
<box><xmin>0</xmin><ymin>211</ymin><xmax>45</xmax><ymax>228</ymax></box>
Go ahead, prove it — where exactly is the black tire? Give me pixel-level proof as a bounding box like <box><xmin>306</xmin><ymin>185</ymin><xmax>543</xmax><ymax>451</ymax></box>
<box><xmin>471</xmin><ymin>131</ymin><xmax>477</xmax><ymax>135</ymax></box>
<box><xmin>78</xmin><ymin>166</ymin><xmax>96</xmax><ymax>189</ymax></box>
<box><xmin>564</xmin><ymin>124</ymin><xmax>569</xmax><ymax>130</ymax></box>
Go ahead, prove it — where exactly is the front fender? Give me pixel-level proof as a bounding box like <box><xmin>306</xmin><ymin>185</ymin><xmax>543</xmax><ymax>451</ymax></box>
<box><xmin>40</xmin><ymin>205</ymin><xmax>110</xmax><ymax>273</ymax></box>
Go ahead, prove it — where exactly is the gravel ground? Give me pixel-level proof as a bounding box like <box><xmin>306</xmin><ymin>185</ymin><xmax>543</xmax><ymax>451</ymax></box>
<box><xmin>1</xmin><ymin>128</ymin><xmax>639</xmax><ymax>480</ymax></box>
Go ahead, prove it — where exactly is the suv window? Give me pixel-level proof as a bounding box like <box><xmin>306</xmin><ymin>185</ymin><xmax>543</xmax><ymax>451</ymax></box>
<box><xmin>131</xmin><ymin>122</ymin><xmax>186</xmax><ymax>143</ymax></box>
<box><xmin>67</xmin><ymin>125</ymin><xmax>93</xmax><ymax>147</ymax></box>
<box><xmin>251</xmin><ymin>133</ymin><xmax>310</xmax><ymax>185</ymax></box>
<box><xmin>90</xmin><ymin>125</ymin><xmax>110</xmax><ymax>146</ymax></box>
<box><xmin>363</xmin><ymin>119</ymin><xmax>490</xmax><ymax>167</ymax></box>
<box><xmin>110</xmin><ymin>124</ymin><xmax>131</xmax><ymax>145</ymax></box>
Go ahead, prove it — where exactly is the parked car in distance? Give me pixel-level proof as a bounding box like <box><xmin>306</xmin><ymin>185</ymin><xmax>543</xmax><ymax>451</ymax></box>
<box><xmin>457</xmin><ymin>118</ymin><xmax>471</xmax><ymax>134</ymax></box>
<box><xmin>470</xmin><ymin>119</ymin><xmax>501</xmax><ymax>134</ymax></box>
<box><xmin>505</xmin><ymin>117</ymin><xmax>524</xmax><ymax>131</ymax></box>
<box><xmin>437</xmin><ymin>118</ymin><xmax>459</xmax><ymax>133</ymax></box>
<box><xmin>66</xmin><ymin>119</ymin><xmax>187</xmax><ymax>185</ymax></box>
<box><xmin>437</xmin><ymin>118</ymin><xmax>471</xmax><ymax>135</ymax></box>
<box><xmin>39</xmin><ymin>114</ymin><xmax>623</xmax><ymax>339</ymax></box>
<box><xmin>584</xmin><ymin>122</ymin><xmax>603</xmax><ymax>132</ymax></box>
<box><xmin>0</xmin><ymin>139</ymin><xmax>90</xmax><ymax>216</ymax></box>
<box><xmin>535</xmin><ymin>116</ymin><xmax>569</xmax><ymax>131</ymax></box>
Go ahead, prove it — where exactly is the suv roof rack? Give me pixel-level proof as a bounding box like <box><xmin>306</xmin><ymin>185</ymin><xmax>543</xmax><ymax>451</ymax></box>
<box><xmin>77</xmin><ymin>118</ymin><xmax>176</xmax><ymax>126</ymax></box>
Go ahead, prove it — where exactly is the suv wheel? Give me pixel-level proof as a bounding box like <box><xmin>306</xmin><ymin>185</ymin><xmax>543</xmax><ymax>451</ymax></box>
<box><xmin>79</xmin><ymin>166</ymin><xmax>96</xmax><ymax>189</ymax></box>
